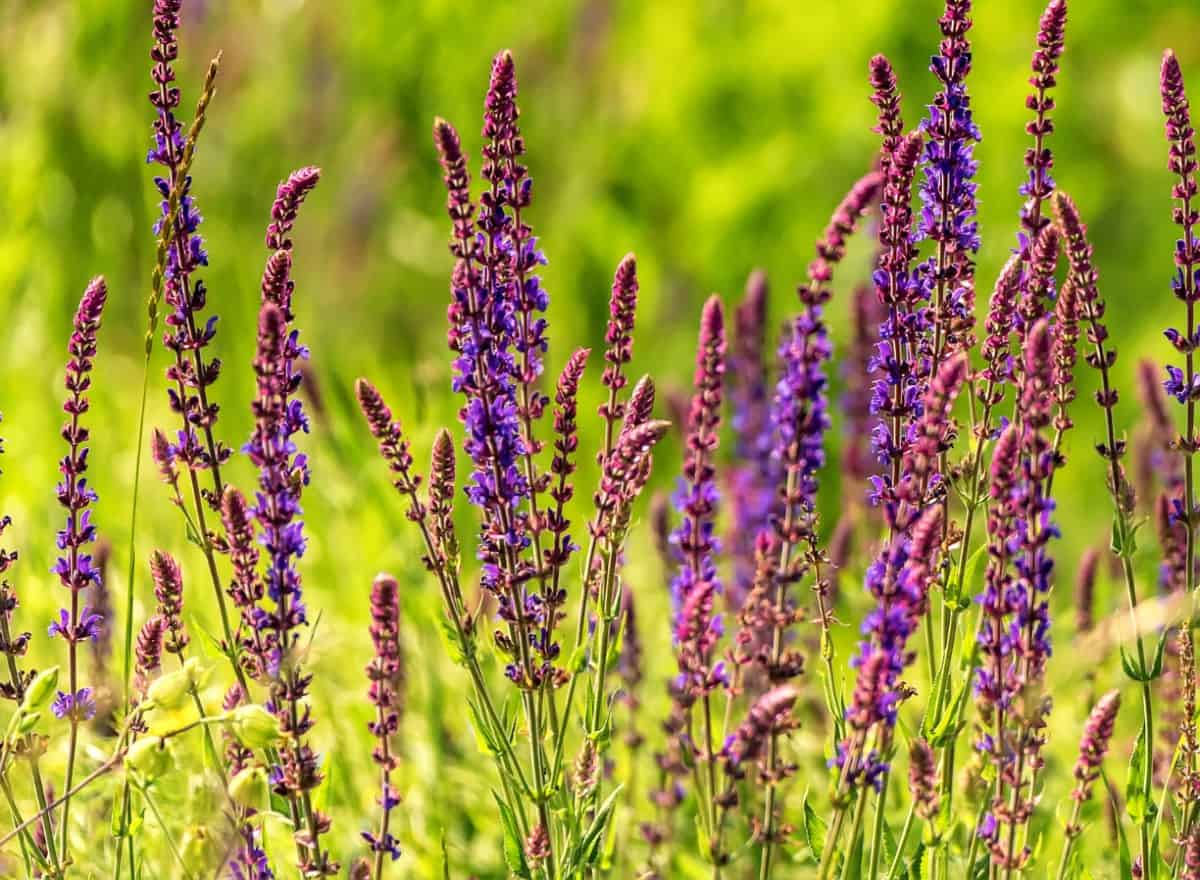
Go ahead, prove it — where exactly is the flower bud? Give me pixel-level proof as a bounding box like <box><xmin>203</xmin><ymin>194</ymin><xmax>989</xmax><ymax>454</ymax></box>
<box><xmin>180</xmin><ymin>826</ymin><xmax>213</xmax><ymax>866</ymax></box>
<box><xmin>229</xmin><ymin>704</ymin><xmax>282</xmax><ymax>749</ymax></box>
<box><xmin>21</xmin><ymin>667</ymin><xmax>59</xmax><ymax>714</ymax></box>
<box><xmin>126</xmin><ymin>737</ymin><xmax>172</xmax><ymax>779</ymax></box>
<box><xmin>146</xmin><ymin>667</ymin><xmax>192</xmax><ymax>709</ymax></box>
<box><xmin>16</xmin><ymin>712</ymin><xmax>40</xmax><ymax>734</ymax></box>
<box><xmin>227</xmin><ymin>765</ymin><xmax>270</xmax><ymax>809</ymax></box>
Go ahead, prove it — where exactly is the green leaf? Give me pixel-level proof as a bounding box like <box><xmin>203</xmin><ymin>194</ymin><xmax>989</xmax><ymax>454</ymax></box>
<box><xmin>949</xmin><ymin>543</ymin><xmax>987</xmax><ymax>606</ymax></box>
<box><xmin>576</xmin><ymin>785</ymin><xmax>622</xmax><ymax>870</ymax></box>
<box><xmin>436</xmin><ymin>617</ymin><xmax>467</xmax><ymax>666</ymax></box>
<box><xmin>905</xmin><ymin>841</ymin><xmax>925</xmax><ymax>880</ymax></box>
<box><xmin>466</xmin><ymin>697</ymin><xmax>499</xmax><ymax>757</ymax></box>
<box><xmin>441</xmin><ymin>830</ymin><xmax>452</xmax><ymax>880</ymax></box>
<box><xmin>492</xmin><ymin>791</ymin><xmax>531</xmax><ymax>879</ymax></box>
<box><xmin>1126</xmin><ymin>727</ymin><xmax>1148</xmax><ymax>825</ymax></box>
<box><xmin>800</xmin><ymin>790</ymin><xmax>826</xmax><ymax>864</ymax></box>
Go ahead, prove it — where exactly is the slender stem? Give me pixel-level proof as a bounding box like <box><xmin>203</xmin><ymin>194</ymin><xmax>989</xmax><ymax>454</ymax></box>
<box><xmin>837</xmin><ymin>786</ymin><xmax>871</xmax><ymax>880</ymax></box>
<box><xmin>1054</xmin><ymin>806</ymin><xmax>1083</xmax><ymax>880</ymax></box>
<box><xmin>123</xmin><ymin>363</ymin><xmax>151</xmax><ymax>707</ymax></box>
<box><xmin>885</xmin><ymin>802</ymin><xmax>916</xmax><ymax>880</ymax></box>
<box><xmin>138</xmin><ymin>783</ymin><xmax>194</xmax><ymax>880</ymax></box>
<box><xmin>866</xmin><ymin>767</ymin><xmax>892</xmax><ymax>880</ymax></box>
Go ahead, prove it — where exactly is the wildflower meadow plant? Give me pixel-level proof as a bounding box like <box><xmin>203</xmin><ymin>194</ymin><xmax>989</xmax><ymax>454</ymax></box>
<box><xmin>9</xmin><ymin>0</ymin><xmax>1200</xmax><ymax>878</ymax></box>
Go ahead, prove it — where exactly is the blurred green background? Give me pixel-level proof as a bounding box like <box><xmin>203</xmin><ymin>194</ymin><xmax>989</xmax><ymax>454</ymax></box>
<box><xmin>1</xmin><ymin>0</ymin><xmax>1199</xmax><ymax>876</ymax></box>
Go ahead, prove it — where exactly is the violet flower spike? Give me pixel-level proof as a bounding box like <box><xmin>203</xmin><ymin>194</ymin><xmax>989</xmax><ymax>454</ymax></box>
<box><xmin>150</xmin><ymin>550</ymin><xmax>188</xmax><ymax>656</ymax></box>
<box><xmin>1020</xmin><ymin>0</ymin><xmax>1068</xmax><ymax>243</ymax></box>
<box><xmin>244</xmin><ymin>168</ymin><xmax>337</xmax><ymax>877</ymax></box>
<box><xmin>728</xmin><ymin>270</ymin><xmax>772</xmax><ymax>608</ymax></box>
<box><xmin>0</xmin><ymin>426</ymin><xmax>29</xmax><ymax>707</ymax></box>
<box><xmin>868</xmin><ymin>132</ymin><xmax>926</xmax><ymax>484</ymax></box>
<box><xmin>670</xmin><ymin>296</ymin><xmax>726</xmax><ymax>697</ymax></box>
<box><xmin>363</xmin><ymin>573</ymin><xmax>403</xmax><ymax>868</ymax></box>
<box><xmin>51</xmin><ymin>276</ymin><xmax>108</xmax><ymax>722</ymax></box>
<box><xmin>149</xmin><ymin>0</ymin><xmax>228</xmax><ymax>482</ymax></box>
<box><xmin>918</xmin><ymin>0</ymin><xmax>981</xmax><ymax>368</ymax></box>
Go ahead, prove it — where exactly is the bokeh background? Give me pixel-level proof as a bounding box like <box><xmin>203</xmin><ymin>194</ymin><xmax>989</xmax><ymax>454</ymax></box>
<box><xmin>2</xmin><ymin>0</ymin><xmax>1200</xmax><ymax>876</ymax></box>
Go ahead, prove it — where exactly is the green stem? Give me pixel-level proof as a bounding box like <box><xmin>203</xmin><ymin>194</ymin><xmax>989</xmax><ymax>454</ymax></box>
<box><xmin>138</xmin><ymin>783</ymin><xmax>194</xmax><ymax>880</ymax></box>
<box><xmin>885</xmin><ymin>802</ymin><xmax>916</xmax><ymax>880</ymax></box>
<box><xmin>838</xmin><ymin>787</ymin><xmax>871</xmax><ymax>880</ymax></box>
<box><xmin>867</xmin><ymin>767</ymin><xmax>891</xmax><ymax>880</ymax></box>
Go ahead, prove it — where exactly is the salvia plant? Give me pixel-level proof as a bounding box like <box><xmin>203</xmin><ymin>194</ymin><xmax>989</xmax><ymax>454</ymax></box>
<box><xmin>9</xmin><ymin>0</ymin><xmax>1200</xmax><ymax>878</ymax></box>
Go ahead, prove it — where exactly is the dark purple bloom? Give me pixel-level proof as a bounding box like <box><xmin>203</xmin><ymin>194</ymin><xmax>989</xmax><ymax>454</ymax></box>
<box><xmin>242</xmin><ymin>169</ymin><xmax>336</xmax><ymax>876</ymax></box>
<box><xmin>1019</xmin><ymin>0</ymin><xmax>1068</xmax><ymax>243</ymax></box>
<box><xmin>1074</xmin><ymin>546</ymin><xmax>1099</xmax><ymax>634</ymax></box>
<box><xmin>601</xmin><ymin>255</ymin><xmax>640</xmax><ymax>423</ymax></box>
<box><xmin>671</xmin><ymin>297</ymin><xmax>726</xmax><ymax>696</ymax></box>
<box><xmin>869</xmin><ymin>54</ymin><xmax>905</xmax><ymax>176</ymax></box>
<box><xmin>134</xmin><ymin>616</ymin><xmax>164</xmax><ymax>697</ymax></box>
<box><xmin>1069</xmin><ymin>689</ymin><xmax>1119</xmax><ymax>808</ymax></box>
<box><xmin>908</xmin><ymin>738</ymin><xmax>940</xmax><ymax>821</ymax></box>
<box><xmin>435</xmin><ymin>104</ymin><xmax>533</xmax><ymax>623</ymax></box>
<box><xmin>722</xmin><ymin>685</ymin><xmax>797</xmax><ymax>772</ymax></box>
<box><xmin>0</xmin><ymin>440</ymin><xmax>29</xmax><ymax>707</ymax></box>
<box><xmin>727</xmin><ymin>270</ymin><xmax>772</xmax><ymax>608</ymax></box>
<box><xmin>150</xmin><ymin>550</ymin><xmax>188</xmax><ymax>655</ymax></box>
<box><xmin>228</xmin><ymin>827</ymin><xmax>274</xmax><ymax>880</ymax></box>
<box><xmin>52</xmin><ymin>277</ymin><xmax>107</xmax><ymax>727</ymax></box>
<box><xmin>1162</xmin><ymin>51</ymin><xmax>1200</xmax><ymax>414</ymax></box>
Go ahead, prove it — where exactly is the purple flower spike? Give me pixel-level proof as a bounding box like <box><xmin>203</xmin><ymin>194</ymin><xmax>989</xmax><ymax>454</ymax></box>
<box><xmin>728</xmin><ymin>270</ymin><xmax>772</xmax><ymax>608</ymax></box>
<box><xmin>364</xmin><ymin>573</ymin><xmax>404</xmax><ymax>866</ymax></box>
<box><xmin>918</xmin><ymin>0</ymin><xmax>981</xmax><ymax>363</ymax></box>
<box><xmin>869</xmin><ymin>55</ymin><xmax>905</xmax><ymax>175</ymax></box>
<box><xmin>0</xmin><ymin>430</ymin><xmax>29</xmax><ymax>708</ymax></box>
<box><xmin>869</xmin><ymin>132</ymin><xmax>925</xmax><ymax>481</ymax></box>
<box><xmin>1161</xmin><ymin>51</ymin><xmax>1200</xmax><ymax>415</ymax></box>
<box><xmin>149</xmin><ymin>1</ymin><xmax>229</xmax><ymax>482</ymax></box>
<box><xmin>672</xmin><ymin>296</ymin><xmax>726</xmax><ymax>698</ymax></box>
<box><xmin>1020</xmin><ymin>0</ymin><xmax>1068</xmax><ymax>242</ymax></box>
<box><xmin>1069</xmin><ymin>689</ymin><xmax>1119</xmax><ymax>809</ymax></box>
<box><xmin>150</xmin><ymin>550</ymin><xmax>188</xmax><ymax>656</ymax></box>
<box><xmin>243</xmin><ymin>168</ymin><xmax>336</xmax><ymax>877</ymax></box>
<box><xmin>722</xmin><ymin>685</ymin><xmax>797</xmax><ymax>773</ymax></box>
<box><xmin>908</xmin><ymin>738</ymin><xmax>940</xmax><ymax>821</ymax></box>
<box><xmin>52</xmin><ymin>277</ymin><xmax>107</xmax><ymax>736</ymax></box>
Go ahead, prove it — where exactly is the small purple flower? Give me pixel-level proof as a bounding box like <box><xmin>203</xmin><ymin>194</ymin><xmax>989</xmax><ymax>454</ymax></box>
<box><xmin>51</xmin><ymin>687</ymin><xmax>96</xmax><ymax>722</ymax></box>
